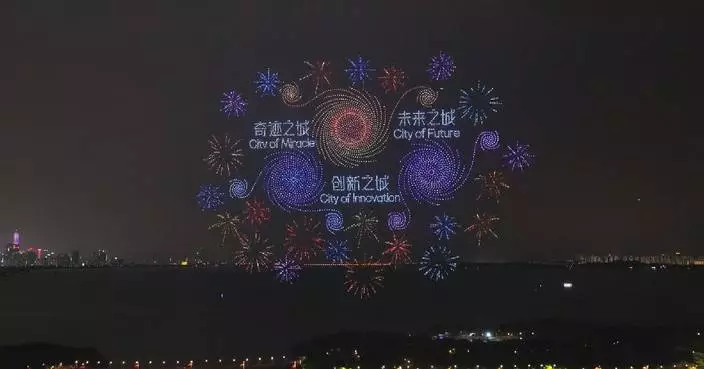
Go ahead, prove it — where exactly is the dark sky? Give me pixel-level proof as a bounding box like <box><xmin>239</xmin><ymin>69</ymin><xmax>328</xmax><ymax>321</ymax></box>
<box><xmin>1</xmin><ymin>1</ymin><xmax>701</xmax><ymax>261</ymax></box>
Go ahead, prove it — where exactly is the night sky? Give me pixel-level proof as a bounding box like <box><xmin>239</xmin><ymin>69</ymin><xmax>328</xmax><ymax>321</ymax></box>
<box><xmin>2</xmin><ymin>1</ymin><xmax>700</xmax><ymax>261</ymax></box>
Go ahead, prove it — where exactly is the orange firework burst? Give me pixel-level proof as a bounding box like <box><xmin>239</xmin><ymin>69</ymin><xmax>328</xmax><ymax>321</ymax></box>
<box><xmin>464</xmin><ymin>213</ymin><xmax>500</xmax><ymax>246</ymax></box>
<box><xmin>344</xmin><ymin>258</ymin><xmax>385</xmax><ymax>299</ymax></box>
<box><xmin>475</xmin><ymin>170</ymin><xmax>510</xmax><ymax>202</ymax></box>
<box><xmin>234</xmin><ymin>233</ymin><xmax>273</xmax><ymax>272</ymax></box>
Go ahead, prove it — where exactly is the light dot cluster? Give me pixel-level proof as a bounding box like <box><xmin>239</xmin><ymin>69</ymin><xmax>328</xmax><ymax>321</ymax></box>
<box><xmin>300</xmin><ymin>60</ymin><xmax>332</xmax><ymax>95</ymax></box>
<box><xmin>284</xmin><ymin>216</ymin><xmax>324</xmax><ymax>262</ymax></box>
<box><xmin>262</xmin><ymin>150</ymin><xmax>324</xmax><ymax>211</ymax></box>
<box><xmin>313</xmin><ymin>88</ymin><xmax>389</xmax><ymax>167</ymax></box>
<box><xmin>418</xmin><ymin>244</ymin><xmax>459</xmax><ymax>281</ymax></box>
<box><xmin>399</xmin><ymin>140</ymin><xmax>468</xmax><ymax>206</ymax></box>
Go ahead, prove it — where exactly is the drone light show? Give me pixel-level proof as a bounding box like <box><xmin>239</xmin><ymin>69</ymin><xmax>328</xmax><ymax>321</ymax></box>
<box><xmin>198</xmin><ymin>51</ymin><xmax>535</xmax><ymax>298</ymax></box>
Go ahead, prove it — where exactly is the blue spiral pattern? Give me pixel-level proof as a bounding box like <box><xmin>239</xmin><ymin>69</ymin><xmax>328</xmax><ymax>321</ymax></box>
<box><xmin>479</xmin><ymin>130</ymin><xmax>500</xmax><ymax>151</ymax></box>
<box><xmin>325</xmin><ymin>211</ymin><xmax>344</xmax><ymax>233</ymax></box>
<box><xmin>229</xmin><ymin>178</ymin><xmax>249</xmax><ymax>199</ymax></box>
<box><xmin>398</xmin><ymin>140</ymin><xmax>468</xmax><ymax>206</ymax></box>
<box><xmin>387</xmin><ymin>211</ymin><xmax>408</xmax><ymax>231</ymax></box>
<box><xmin>262</xmin><ymin>150</ymin><xmax>324</xmax><ymax>212</ymax></box>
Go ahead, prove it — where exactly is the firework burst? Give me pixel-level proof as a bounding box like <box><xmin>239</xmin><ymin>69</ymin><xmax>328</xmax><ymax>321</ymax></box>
<box><xmin>465</xmin><ymin>213</ymin><xmax>500</xmax><ymax>246</ymax></box>
<box><xmin>234</xmin><ymin>233</ymin><xmax>273</xmax><ymax>273</ymax></box>
<box><xmin>345</xmin><ymin>209</ymin><xmax>380</xmax><ymax>247</ymax></box>
<box><xmin>196</xmin><ymin>184</ymin><xmax>225</xmax><ymax>211</ymax></box>
<box><xmin>378</xmin><ymin>66</ymin><xmax>406</xmax><ymax>93</ymax></box>
<box><xmin>419</xmin><ymin>245</ymin><xmax>459</xmax><ymax>281</ymax></box>
<box><xmin>344</xmin><ymin>259</ymin><xmax>385</xmax><ymax>299</ymax></box>
<box><xmin>382</xmin><ymin>234</ymin><xmax>412</xmax><ymax>265</ymax></box>
<box><xmin>503</xmin><ymin>141</ymin><xmax>535</xmax><ymax>171</ymax></box>
<box><xmin>475</xmin><ymin>170</ymin><xmax>510</xmax><ymax>202</ymax></box>
<box><xmin>458</xmin><ymin>81</ymin><xmax>502</xmax><ymax>126</ymax></box>
<box><xmin>208</xmin><ymin>212</ymin><xmax>244</xmax><ymax>245</ymax></box>
<box><xmin>345</xmin><ymin>56</ymin><xmax>375</xmax><ymax>86</ymax></box>
<box><xmin>427</xmin><ymin>51</ymin><xmax>456</xmax><ymax>81</ymax></box>
<box><xmin>204</xmin><ymin>133</ymin><xmax>244</xmax><ymax>177</ymax></box>
<box><xmin>325</xmin><ymin>239</ymin><xmax>351</xmax><ymax>263</ymax></box>
<box><xmin>220</xmin><ymin>90</ymin><xmax>248</xmax><ymax>118</ymax></box>
<box><xmin>284</xmin><ymin>216</ymin><xmax>324</xmax><ymax>262</ymax></box>
<box><xmin>254</xmin><ymin>68</ymin><xmax>281</xmax><ymax>97</ymax></box>
<box><xmin>273</xmin><ymin>256</ymin><xmax>302</xmax><ymax>283</ymax></box>
<box><xmin>243</xmin><ymin>198</ymin><xmax>272</xmax><ymax>226</ymax></box>
<box><xmin>430</xmin><ymin>213</ymin><xmax>459</xmax><ymax>240</ymax></box>
<box><xmin>313</xmin><ymin>88</ymin><xmax>389</xmax><ymax>167</ymax></box>
<box><xmin>300</xmin><ymin>60</ymin><xmax>332</xmax><ymax>95</ymax></box>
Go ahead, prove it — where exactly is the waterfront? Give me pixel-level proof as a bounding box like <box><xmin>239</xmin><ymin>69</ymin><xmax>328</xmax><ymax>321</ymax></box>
<box><xmin>1</xmin><ymin>264</ymin><xmax>703</xmax><ymax>360</ymax></box>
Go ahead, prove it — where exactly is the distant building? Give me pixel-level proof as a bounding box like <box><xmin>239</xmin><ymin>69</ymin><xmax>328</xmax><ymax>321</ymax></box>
<box><xmin>70</xmin><ymin>250</ymin><xmax>81</xmax><ymax>266</ymax></box>
<box><xmin>90</xmin><ymin>249</ymin><xmax>108</xmax><ymax>267</ymax></box>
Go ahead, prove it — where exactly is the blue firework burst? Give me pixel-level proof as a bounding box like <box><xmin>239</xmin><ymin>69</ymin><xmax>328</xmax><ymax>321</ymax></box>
<box><xmin>325</xmin><ymin>239</ymin><xmax>350</xmax><ymax>263</ymax></box>
<box><xmin>427</xmin><ymin>51</ymin><xmax>456</xmax><ymax>81</ymax></box>
<box><xmin>419</xmin><ymin>245</ymin><xmax>459</xmax><ymax>281</ymax></box>
<box><xmin>399</xmin><ymin>140</ymin><xmax>468</xmax><ymax>206</ymax></box>
<box><xmin>430</xmin><ymin>213</ymin><xmax>459</xmax><ymax>240</ymax></box>
<box><xmin>254</xmin><ymin>68</ymin><xmax>281</xmax><ymax>97</ymax></box>
<box><xmin>273</xmin><ymin>256</ymin><xmax>302</xmax><ymax>283</ymax></box>
<box><xmin>196</xmin><ymin>184</ymin><xmax>225</xmax><ymax>211</ymax></box>
<box><xmin>345</xmin><ymin>56</ymin><xmax>375</xmax><ymax>86</ymax></box>
<box><xmin>458</xmin><ymin>81</ymin><xmax>502</xmax><ymax>126</ymax></box>
<box><xmin>220</xmin><ymin>90</ymin><xmax>248</xmax><ymax>118</ymax></box>
<box><xmin>503</xmin><ymin>141</ymin><xmax>535</xmax><ymax>171</ymax></box>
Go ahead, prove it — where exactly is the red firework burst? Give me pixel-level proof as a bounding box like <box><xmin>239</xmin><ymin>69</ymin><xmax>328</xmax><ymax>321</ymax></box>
<box><xmin>378</xmin><ymin>66</ymin><xmax>407</xmax><ymax>93</ymax></box>
<box><xmin>300</xmin><ymin>60</ymin><xmax>332</xmax><ymax>95</ymax></box>
<box><xmin>243</xmin><ymin>198</ymin><xmax>271</xmax><ymax>226</ymax></box>
<box><xmin>382</xmin><ymin>234</ymin><xmax>412</xmax><ymax>264</ymax></box>
<box><xmin>284</xmin><ymin>216</ymin><xmax>324</xmax><ymax>261</ymax></box>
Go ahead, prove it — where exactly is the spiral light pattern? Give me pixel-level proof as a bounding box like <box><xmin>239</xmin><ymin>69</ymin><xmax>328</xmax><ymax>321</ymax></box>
<box><xmin>313</xmin><ymin>88</ymin><xmax>389</xmax><ymax>167</ymax></box>
<box><xmin>229</xmin><ymin>179</ymin><xmax>249</xmax><ymax>199</ymax></box>
<box><xmin>387</xmin><ymin>211</ymin><xmax>408</xmax><ymax>231</ymax></box>
<box><xmin>479</xmin><ymin>130</ymin><xmax>500</xmax><ymax>151</ymax></box>
<box><xmin>416</xmin><ymin>87</ymin><xmax>439</xmax><ymax>108</ymax></box>
<box><xmin>399</xmin><ymin>140</ymin><xmax>468</xmax><ymax>206</ymax></box>
<box><xmin>280</xmin><ymin>83</ymin><xmax>302</xmax><ymax>104</ymax></box>
<box><xmin>262</xmin><ymin>150</ymin><xmax>323</xmax><ymax>211</ymax></box>
<box><xmin>325</xmin><ymin>211</ymin><xmax>344</xmax><ymax>233</ymax></box>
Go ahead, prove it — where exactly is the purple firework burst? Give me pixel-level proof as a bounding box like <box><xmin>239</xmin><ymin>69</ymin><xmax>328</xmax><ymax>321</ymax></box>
<box><xmin>220</xmin><ymin>90</ymin><xmax>247</xmax><ymax>118</ymax></box>
<box><xmin>503</xmin><ymin>142</ymin><xmax>535</xmax><ymax>171</ymax></box>
<box><xmin>427</xmin><ymin>52</ymin><xmax>456</xmax><ymax>81</ymax></box>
